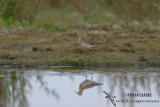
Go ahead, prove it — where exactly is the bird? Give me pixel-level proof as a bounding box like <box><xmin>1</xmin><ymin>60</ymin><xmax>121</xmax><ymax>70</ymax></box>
<box><xmin>76</xmin><ymin>32</ymin><xmax>103</xmax><ymax>48</ymax></box>
<box><xmin>75</xmin><ymin>77</ymin><xmax>103</xmax><ymax>96</ymax></box>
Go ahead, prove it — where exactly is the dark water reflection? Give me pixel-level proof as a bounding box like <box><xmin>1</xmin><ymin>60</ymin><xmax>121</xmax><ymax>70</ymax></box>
<box><xmin>0</xmin><ymin>67</ymin><xmax>160</xmax><ymax>107</ymax></box>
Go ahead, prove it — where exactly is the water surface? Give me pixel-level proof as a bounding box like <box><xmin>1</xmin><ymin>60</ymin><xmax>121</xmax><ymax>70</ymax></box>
<box><xmin>0</xmin><ymin>67</ymin><xmax>160</xmax><ymax>107</ymax></box>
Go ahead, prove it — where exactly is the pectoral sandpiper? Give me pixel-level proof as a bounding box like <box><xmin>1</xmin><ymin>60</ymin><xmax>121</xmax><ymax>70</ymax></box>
<box><xmin>76</xmin><ymin>32</ymin><xmax>103</xmax><ymax>48</ymax></box>
<box><xmin>76</xmin><ymin>79</ymin><xmax>103</xmax><ymax>96</ymax></box>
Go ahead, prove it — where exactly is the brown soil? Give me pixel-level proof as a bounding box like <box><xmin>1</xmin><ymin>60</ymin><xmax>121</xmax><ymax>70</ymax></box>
<box><xmin>0</xmin><ymin>28</ymin><xmax>160</xmax><ymax>68</ymax></box>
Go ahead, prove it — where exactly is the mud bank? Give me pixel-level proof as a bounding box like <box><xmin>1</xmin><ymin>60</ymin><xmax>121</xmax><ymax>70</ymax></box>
<box><xmin>0</xmin><ymin>28</ymin><xmax>160</xmax><ymax>68</ymax></box>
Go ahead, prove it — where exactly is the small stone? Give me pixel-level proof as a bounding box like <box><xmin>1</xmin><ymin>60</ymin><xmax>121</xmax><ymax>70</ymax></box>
<box><xmin>38</xmin><ymin>29</ymin><xmax>43</xmax><ymax>33</ymax></box>
<box><xmin>149</xmin><ymin>26</ymin><xmax>160</xmax><ymax>31</ymax></box>
<box><xmin>17</xmin><ymin>26</ymin><xmax>24</xmax><ymax>31</ymax></box>
<box><xmin>158</xmin><ymin>20</ymin><xmax>160</xmax><ymax>24</ymax></box>
<box><xmin>128</xmin><ymin>20</ymin><xmax>140</xmax><ymax>26</ymax></box>
<box><xmin>112</xmin><ymin>24</ymin><xmax>121</xmax><ymax>29</ymax></box>
<box><xmin>148</xmin><ymin>26</ymin><xmax>157</xmax><ymax>31</ymax></box>
<box><xmin>55</xmin><ymin>33</ymin><xmax>62</xmax><ymax>37</ymax></box>
<box><xmin>146</xmin><ymin>21</ymin><xmax>152</xmax><ymax>26</ymax></box>
<box><xmin>88</xmin><ymin>30</ymin><xmax>107</xmax><ymax>36</ymax></box>
<box><xmin>86</xmin><ymin>24</ymin><xmax>99</xmax><ymax>29</ymax></box>
<box><xmin>119</xmin><ymin>33</ymin><xmax>129</xmax><ymax>37</ymax></box>
<box><xmin>22</xmin><ymin>46</ymin><xmax>33</xmax><ymax>51</ymax></box>
<box><xmin>156</xmin><ymin>26</ymin><xmax>160</xmax><ymax>31</ymax></box>
<box><xmin>136</xmin><ymin>39</ymin><xmax>149</xmax><ymax>43</ymax></box>
<box><xmin>1</xmin><ymin>28</ymin><xmax>9</xmax><ymax>34</ymax></box>
<box><xmin>152</xmin><ymin>39</ymin><xmax>158</xmax><ymax>41</ymax></box>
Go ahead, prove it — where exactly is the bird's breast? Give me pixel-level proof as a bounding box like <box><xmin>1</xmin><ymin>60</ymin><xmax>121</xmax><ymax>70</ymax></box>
<box><xmin>81</xmin><ymin>42</ymin><xmax>95</xmax><ymax>48</ymax></box>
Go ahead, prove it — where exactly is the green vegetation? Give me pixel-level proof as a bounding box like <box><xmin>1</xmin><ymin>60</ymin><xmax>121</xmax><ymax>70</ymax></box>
<box><xmin>0</xmin><ymin>0</ymin><xmax>160</xmax><ymax>30</ymax></box>
<box><xmin>105</xmin><ymin>37</ymin><xmax>111</xmax><ymax>44</ymax></box>
<box><xmin>0</xmin><ymin>0</ymin><xmax>41</xmax><ymax>24</ymax></box>
<box><xmin>104</xmin><ymin>0</ymin><xmax>160</xmax><ymax>21</ymax></box>
<box><xmin>0</xmin><ymin>0</ymin><xmax>160</xmax><ymax>67</ymax></box>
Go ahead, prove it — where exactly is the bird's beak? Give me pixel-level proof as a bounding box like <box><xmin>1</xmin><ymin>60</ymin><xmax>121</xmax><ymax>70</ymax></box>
<box><xmin>74</xmin><ymin>91</ymin><xmax>81</xmax><ymax>96</ymax></box>
<box><xmin>74</xmin><ymin>91</ymin><xmax>78</xmax><ymax>94</ymax></box>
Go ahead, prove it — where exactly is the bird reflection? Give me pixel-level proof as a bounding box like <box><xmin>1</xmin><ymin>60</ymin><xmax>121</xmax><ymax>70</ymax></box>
<box><xmin>75</xmin><ymin>75</ymin><xmax>103</xmax><ymax>96</ymax></box>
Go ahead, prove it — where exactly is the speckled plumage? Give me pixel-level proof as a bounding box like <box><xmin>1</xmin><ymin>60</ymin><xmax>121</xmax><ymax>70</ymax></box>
<box><xmin>76</xmin><ymin>32</ymin><xmax>102</xmax><ymax>48</ymax></box>
<box><xmin>77</xmin><ymin>80</ymin><xmax>103</xmax><ymax>95</ymax></box>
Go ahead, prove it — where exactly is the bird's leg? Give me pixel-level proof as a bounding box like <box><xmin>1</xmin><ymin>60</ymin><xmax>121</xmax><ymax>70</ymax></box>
<box><xmin>85</xmin><ymin>75</ymin><xmax>88</xmax><ymax>80</ymax></box>
<box><xmin>90</xmin><ymin>74</ymin><xmax>93</xmax><ymax>80</ymax></box>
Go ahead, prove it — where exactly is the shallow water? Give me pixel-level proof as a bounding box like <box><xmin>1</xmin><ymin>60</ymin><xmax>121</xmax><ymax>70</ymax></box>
<box><xmin>0</xmin><ymin>67</ymin><xmax>160</xmax><ymax>107</ymax></box>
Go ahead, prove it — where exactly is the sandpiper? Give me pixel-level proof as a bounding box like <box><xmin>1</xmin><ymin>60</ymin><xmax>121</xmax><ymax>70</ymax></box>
<box><xmin>76</xmin><ymin>32</ymin><xmax>103</xmax><ymax>48</ymax></box>
<box><xmin>75</xmin><ymin>79</ymin><xmax>103</xmax><ymax>96</ymax></box>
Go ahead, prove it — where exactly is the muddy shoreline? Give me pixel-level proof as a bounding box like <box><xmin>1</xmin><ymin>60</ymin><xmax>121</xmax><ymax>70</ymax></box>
<box><xmin>0</xmin><ymin>60</ymin><xmax>160</xmax><ymax>68</ymax></box>
<box><xmin>0</xmin><ymin>28</ymin><xmax>160</xmax><ymax>68</ymax></box>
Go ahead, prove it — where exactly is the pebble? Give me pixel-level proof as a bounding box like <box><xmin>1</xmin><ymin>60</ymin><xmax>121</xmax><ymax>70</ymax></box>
<box><xmin>146</xmin><ymin>21</ymin><xmax>152</xmax><ymax>26</ymax></box>
<box><xmin>87</xmin><ymin>30</ymin><xmax>108</xmax><ymax>36</ymax></box>
<box><xmin>112</xmin><ymin>24</ymin><xmax>121</xmax><ymax>29</ymax></box>
<box><xmin>85</xmin><ymin>24</ymin><xmax>99</xmax><ymax>29</ymax></box>
<box><xmin>119</xmin><ymin>33</ymin><xmax>129</xmax><ymax>37</ymax></box>
<box><xmin>149</xmin><ymin>25</ymin><xmax>160</xmax><ymax>31</ymax></box>
<box><xmin>128</xmin><ymin>20</ymin><xmax>140</xmax><ymax>26</ymax></box>
<box><xmin>17</xmin><ymin>26</ymin><xmax>24</xmax><ymax>31</ymax></box>
<box><xmin>158</xmin><ymin>20</ymin><xmax>160</xmax><ymax>24</ymax></box>
<box><xmin>55</xmin><ymin>33</ymin><xmax>62</xmax><ymax>37</ymax></box>
<box><xmin>0</xmin><ymin>28</ymin><xmax>9</xmax><ymax>34</ymax></box>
